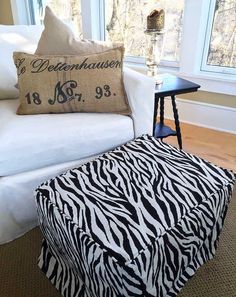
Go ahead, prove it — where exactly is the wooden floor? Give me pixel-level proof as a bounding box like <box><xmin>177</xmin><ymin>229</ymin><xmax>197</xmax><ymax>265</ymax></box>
<box><xmin>163</xmin><ymin>120</ymin><xmax>236</xmax><ymax>172</ymax></box>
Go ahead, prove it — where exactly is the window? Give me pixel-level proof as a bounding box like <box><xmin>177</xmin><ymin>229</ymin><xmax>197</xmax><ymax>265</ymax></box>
<box><xmin>104</xmin><ymin>0</ymin><xmax>184</xmax><ymax>64</ymax></box>
<box><xmin>11</xmin><ymin>0</ymin><xmax>236</xmax><ymax>94</ymax></box>
<box><xmin>201</xmin><ymin>0</ymin><xmax>236</xmax><ymax>74</ymax></box>
<box><xmin>27</xmin><ymin>0</ymin><xmax>185</xmax><ymax>64</ymax></box>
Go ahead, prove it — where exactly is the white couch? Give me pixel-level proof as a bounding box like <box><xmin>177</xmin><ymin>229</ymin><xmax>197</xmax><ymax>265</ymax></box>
<box><xmin>0</xmin><ymin>25</ymin><xmax>155</xmax><ymax>244</ymax></box>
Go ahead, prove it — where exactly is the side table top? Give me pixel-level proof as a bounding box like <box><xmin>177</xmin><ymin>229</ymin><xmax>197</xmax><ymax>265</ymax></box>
<box><xmin>155</xmin><ymin>73</ymin><xmax>200</xmax><ymax>97</ymax></box>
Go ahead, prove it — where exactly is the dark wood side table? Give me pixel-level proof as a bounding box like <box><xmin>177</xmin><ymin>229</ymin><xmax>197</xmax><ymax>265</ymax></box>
<box><xmin>154</xmin><ymin>74</ymin><xmax>200</xmax><ymax>149</ymax></box>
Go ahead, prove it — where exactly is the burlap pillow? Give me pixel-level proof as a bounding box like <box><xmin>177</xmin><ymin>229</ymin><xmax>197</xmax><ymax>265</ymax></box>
<box><xmin>35</xmin><ymin>6</ymin><xmax>122</xmax><ymax>55</ymax></box>
<box><xmin>14</xmin><ymin>48</ymin><xmax>131</xmax><ymax>115</ymax></box>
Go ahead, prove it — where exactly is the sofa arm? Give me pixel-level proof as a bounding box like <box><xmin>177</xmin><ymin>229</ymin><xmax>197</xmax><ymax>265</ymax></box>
<box><xmin>123</xmin><ymin>67</ymin><xmax>155</xmax><ymax>137</ymax></box>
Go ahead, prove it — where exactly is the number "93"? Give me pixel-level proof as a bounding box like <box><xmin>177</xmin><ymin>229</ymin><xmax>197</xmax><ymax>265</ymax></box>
<box><xmin>95</xmin><ymin>85</ymin><xmax>113</xmax><ymax>99</ymax></box>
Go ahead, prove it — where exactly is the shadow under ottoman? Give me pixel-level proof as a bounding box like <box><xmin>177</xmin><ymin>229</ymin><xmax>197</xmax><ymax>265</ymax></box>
<box><xmin>35</xmin><ymin>135</ymin><xmax>235</xmax><ymax>297</ymax></box>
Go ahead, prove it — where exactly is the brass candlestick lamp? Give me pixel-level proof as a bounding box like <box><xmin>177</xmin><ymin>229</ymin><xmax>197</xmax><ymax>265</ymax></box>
<box><xmin>145</xmin><ymin>9</ymin><xmax>165</xmax><ymax>85</ymax></box>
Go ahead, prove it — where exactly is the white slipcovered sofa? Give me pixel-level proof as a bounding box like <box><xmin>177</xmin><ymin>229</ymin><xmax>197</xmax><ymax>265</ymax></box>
<box><xmin>0</xmin><ymin>25</ymin><xmax>155</xmax><ymax>244</ymax></box>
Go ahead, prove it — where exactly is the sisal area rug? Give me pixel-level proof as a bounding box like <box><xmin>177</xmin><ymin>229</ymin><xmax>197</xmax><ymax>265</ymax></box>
<box><xmin>0</xmin><ymin>190</ymin><xmax>235</xmax><ymax>297</ymax></box>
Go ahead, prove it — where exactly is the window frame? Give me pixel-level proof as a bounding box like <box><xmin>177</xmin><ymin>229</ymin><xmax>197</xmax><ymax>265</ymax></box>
<box><xmin>164</xmin><ymin>0</ymin><xmax>236</xmax><ymax>95</ymax></box>
<box><xmin>200</xmin><ymin>0</ymin><xmax>236</xmax><ymax>75</ymax></box>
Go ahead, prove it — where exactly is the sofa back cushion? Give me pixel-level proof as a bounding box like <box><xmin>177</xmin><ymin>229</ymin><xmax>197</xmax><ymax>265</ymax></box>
<box><xmin>14</xmin><ymin>48</ymin><xmax>131</xmax><ymax>115</ymax></box>
<box><xmin>0</xmin><ymin>25</ymin><xmax>43</xmax><ymax>99</ymax></box>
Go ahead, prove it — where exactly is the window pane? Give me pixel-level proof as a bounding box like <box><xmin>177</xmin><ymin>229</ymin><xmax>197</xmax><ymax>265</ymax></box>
<box><xmin>207</xmin><ymin>0</ymin><xmax>236</xmax><ymax>68</ymax></box>
<box><xmin>105</xmin><ymin>0</ymin><xmax>184</xmax><ymax>62</ymax></box>
<box><xmin>32</xmin><ymin>0</ymin><xmax>82</xmax><ymax>37</ymax></box>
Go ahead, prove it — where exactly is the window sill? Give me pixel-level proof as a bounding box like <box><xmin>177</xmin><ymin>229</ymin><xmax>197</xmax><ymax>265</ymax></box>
<box><xmin>125</xmin><ymin>61</ymin><xmax>236</xmax><ymax>96</ymax></box>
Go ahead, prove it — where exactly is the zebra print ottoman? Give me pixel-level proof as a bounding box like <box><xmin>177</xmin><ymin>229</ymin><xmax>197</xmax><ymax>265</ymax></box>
<box><xmin>35</xmin><ymin>135</ymin><xmax>235</xmax><ymax>297</ymax></box>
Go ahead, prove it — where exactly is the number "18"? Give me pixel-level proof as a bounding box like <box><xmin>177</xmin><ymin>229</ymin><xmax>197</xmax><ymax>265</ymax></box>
<box><xmin>25</xmin><ymin>92</ymin><xmax>41</xmax><ymax>105</ymax></box>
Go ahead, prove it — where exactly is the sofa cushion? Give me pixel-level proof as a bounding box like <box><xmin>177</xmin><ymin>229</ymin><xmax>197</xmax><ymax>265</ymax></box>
<box><xmin>0</xmin><ymin>25</ymin><xmax>43</xmax><ymax>99</ymax></box>
<box><xmin>0</xmin><ymin>99</ymin><xmax>134</xmax><ymax>176</ymax></box>
<box><xmin>14</xmin><ymin>49</ymin><xmax>131</xmax><ymax>115</ymax></box>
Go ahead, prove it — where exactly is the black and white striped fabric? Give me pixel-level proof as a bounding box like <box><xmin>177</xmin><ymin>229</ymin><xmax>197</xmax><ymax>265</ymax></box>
<box><xmin>35</xmin><ymin>135</ymin><xmax>235</xmax><ymax>297</ymax></box>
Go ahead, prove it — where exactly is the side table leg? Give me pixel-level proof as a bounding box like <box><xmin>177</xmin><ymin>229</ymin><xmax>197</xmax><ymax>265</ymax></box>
<box><xmin>159</xmin><ymin>97</ymin><xmax>165</xmax><ymax>141</ymax></box>
<box><xmin>171</xmin><ymin>95</ymin><xmax>182</xmax><ymax>149</ymax></box>
<box><xmin>160</xmin><ymin>97</ymin><xmax>165</xmax><ymax>125</ymax></box>
<box><xmin>152</xmin><ymin>96</ymin><xmax>159</xmax><ymax>136</ymax></box>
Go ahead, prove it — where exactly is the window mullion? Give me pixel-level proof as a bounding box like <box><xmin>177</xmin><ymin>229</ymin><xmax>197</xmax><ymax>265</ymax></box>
<box><xmin>10</xmin><ymin>0</ymin><xmax>31</xmax><ymax>24</ymax></box>
<box><xmin>81</xmin><ymin>0</ymin><xmax>104</xmax><ymax>40</ymax></box>
<box><xmin>200</xmin><ymin>0</ymin><xmax>216</xmax><ymax>73</ymax></box>
<box><xmin>179</xmin><ymin>0</ymin><xmax>210</xmax><ymax>75</ymax></box>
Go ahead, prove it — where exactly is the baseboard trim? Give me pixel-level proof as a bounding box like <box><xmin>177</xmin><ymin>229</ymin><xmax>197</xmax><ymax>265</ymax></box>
<box><xmin>164</xmin><ymin>97</ymin><xmax>236</xmax><ymax>135</ymax></box>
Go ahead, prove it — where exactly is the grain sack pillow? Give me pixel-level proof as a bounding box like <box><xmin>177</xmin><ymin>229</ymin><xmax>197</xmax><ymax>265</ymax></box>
<box><xmin>13</xmin><ymin>48</ymin><xmax>131</xmax><ymax>115</ymax></box>
<box><xmin>35</xmin><ymin>6</ymin><xmax>122</xmax><ymax>55</ymax></box>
